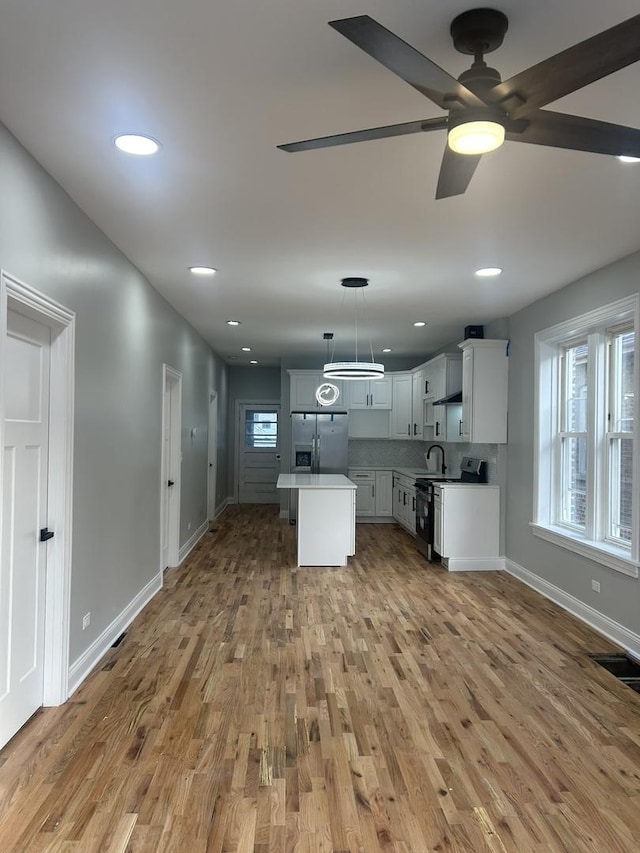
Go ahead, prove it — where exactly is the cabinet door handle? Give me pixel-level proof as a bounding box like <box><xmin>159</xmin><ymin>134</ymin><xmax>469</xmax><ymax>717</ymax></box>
<box><xmin>407</xmin><ymin>423</ymin><xmax>410</xmax><ymax>436</ymax></box>
<box><xmin>425</xmin><ymin>380</ymin><xmax>429</xmax><ymax>394</ymax></box>
<box><xmin>372</xmin><ymin>484</ymin><xmax>375</xmax><ymax>498</ymax></box>
<box><xmin>459</xmin><ymin>419</ymin><xmax>463</xmax><ymax>436</ymax></box>
<box><xmin>412</xmin><ymin>496</ymin><xmax>415</xmax><ymax>512</ymax></box>
<box><xmin>435</xmin><ymin>421</ymin><xmax>440</xmax><ymax>436</ymax></box>
<box><xmin>403</xmin><ymin>492</ymin><xmax>407</xmax><ymax>506</ymax></box>
<box><xmin>413</xmin><ymin>423</ymin><xmax>417</xmax><ymax>435</ymax></box>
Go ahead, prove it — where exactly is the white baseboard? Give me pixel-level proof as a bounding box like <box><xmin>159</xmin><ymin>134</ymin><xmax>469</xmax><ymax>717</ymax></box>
<box><xmin>178</xmin><ymin>519</ymin><xmax>209</xmax><ymax>565</ymax></box>
<box><xmin>505</xmin><ymin>558</ymin><xmax>640</xmax><ymax>660</ymax></box>
<box><xmin>68</xmin><ymin>571</ymin><xmax>162</xmax><ymax>697</ymax></box>
<box><xmin>214</xmin><ymin>498</ymin><xmax>233</xmax><ymax>519</ymax></box>
<box><xmin>356</xmin><ymin>517</ymin><xmax>396</xmax><ymax>524</ymax></box>
<box><xmin>445</xmin><ymin>556</ymin><xmax>505</xmax><ymax>572</ymax></box>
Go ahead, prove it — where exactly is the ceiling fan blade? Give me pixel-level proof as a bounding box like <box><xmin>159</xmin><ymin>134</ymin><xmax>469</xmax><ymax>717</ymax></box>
<box><xmin>435</xmin><ymin>146</ymin><xmax>481</xmax><ymax>199</ymax></box>
<box><xmin>490</xmin><ymin>14</ymin><xmax>640</xmax><ymax>119</ymax></box>
<box><xmin>329</xmin><ymin>15</ymin><xmax>485</xmax><ymax>111</ymax></box>
<box><xmin>505</xmin><ymin>110</ymin><xmax>640</xmax><ymax>157</ymax></box>
<box><xmin>278</xmin><ymin>117</ymin><xmax>448</xmax><ymax>152</ymax></box>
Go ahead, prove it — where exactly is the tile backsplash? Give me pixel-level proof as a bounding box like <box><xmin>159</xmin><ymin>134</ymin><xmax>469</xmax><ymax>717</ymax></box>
<box><xmin>348</xmin><ymin>440</ymin><xmax>428</xmax><ymax>469</ymax></box>
<box><xmin>348</xmin><ymin>439</ymin><xmax>500</xmax><ymax>484</ymax></box>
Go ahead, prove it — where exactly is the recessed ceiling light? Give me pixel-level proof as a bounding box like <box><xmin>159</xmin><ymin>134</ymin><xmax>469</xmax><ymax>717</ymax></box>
<box><xmin>617</xmin><ymin>155</ymin><xmax>640</xmax><ymax>163</ymax></box>
<box><xmin>114</xmin><ymin>134</ymin><xmax>160</xmax><ymax>155</ymax></box>
<box><xmin>189</xmin><ymin>266</ymin><xmax>217</xmax><ymax>276</ymax></box>
<box><xmin>475</xmin><ymin>267</ymin><xmax>502</xmax><ymax>277</ymax></box>
<box><xmin>413</xmin><ymin>321</ymin><xmax>426</xmax><ymax>327</ymax></box>
<box><xmin>241</xmin><ymin>347</ymin><xmax>251</xmax><ymax>352</ymax></box>
<box><xmin>226</xmin><ymin>320</ymin><xmax>241</xmax><ymax>326</ymax></box>
<box><xmin>382</xmin><ymin>348</ymin><xmax>392</xmax><ymax>353</ymax></box>
<box><xmin>249</xmin><ymin>360</ymin><xmax>258</xmax><ymax>365</ymax></box>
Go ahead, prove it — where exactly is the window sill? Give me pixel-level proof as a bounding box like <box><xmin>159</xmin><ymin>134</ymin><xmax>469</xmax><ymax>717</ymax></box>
<box><xmin>530</xmin><ymin>523</ymin><xmax>639</xmax><ymax>578</ymax></box>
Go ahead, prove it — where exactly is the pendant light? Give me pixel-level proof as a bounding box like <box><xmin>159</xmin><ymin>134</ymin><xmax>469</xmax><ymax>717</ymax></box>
<box><xmin>323</xmin><ymin>278</ymin><xmax>384</xmax><ymax>380</ymax></box>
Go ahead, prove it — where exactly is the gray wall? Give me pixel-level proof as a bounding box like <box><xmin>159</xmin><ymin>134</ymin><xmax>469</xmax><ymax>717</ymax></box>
<box><xmin>227</xmin><ymin>366</ymin><xmax>281</xmax><ymax>497</ymax></box>
<box><xmin>0</xmin><ymin>123</ymin><xmax>229</xmax><ymax>663</ymax></box>
<box><xmin>506</xmin><ymin>251</ymin><xmax>640</xmax><ymax>634</ymax></box>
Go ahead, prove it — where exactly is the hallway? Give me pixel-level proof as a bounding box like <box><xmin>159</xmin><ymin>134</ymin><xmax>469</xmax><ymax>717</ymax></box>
<box><xmin>0</xmin><ymin>507</ymin><xmax>638</xmax><ymax>851</ymax></box>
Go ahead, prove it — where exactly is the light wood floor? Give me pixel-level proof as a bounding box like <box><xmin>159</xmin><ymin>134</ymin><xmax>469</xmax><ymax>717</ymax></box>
<box><xmin>0</xmin><ymin>506</ymin><xmax>639</xmax><ymax>852</ymax></box>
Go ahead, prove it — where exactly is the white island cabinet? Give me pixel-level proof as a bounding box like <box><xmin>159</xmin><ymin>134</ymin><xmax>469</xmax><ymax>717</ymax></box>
<box><xmin>277</xmin><ymin>474</ymin><xmax>356</xmax><ymax>566</ymax></box>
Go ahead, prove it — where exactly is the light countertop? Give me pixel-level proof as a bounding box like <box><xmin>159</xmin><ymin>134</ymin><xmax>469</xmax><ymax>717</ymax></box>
<box><xmin>277</xmin><ymin>474</ymin><xmax>356</xmax><ymax>490</ymax></box>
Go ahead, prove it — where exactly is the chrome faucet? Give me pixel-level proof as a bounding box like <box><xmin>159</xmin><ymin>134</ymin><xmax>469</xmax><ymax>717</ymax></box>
<box><xmin>426</xmin><ymin>444</ymin><xmax>447</xmax><ymax>475</ymax></box>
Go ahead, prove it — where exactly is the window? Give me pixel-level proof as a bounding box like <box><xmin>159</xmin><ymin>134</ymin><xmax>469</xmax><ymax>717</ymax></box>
<box><xmin>244</xmin><ymin>409</ymin><xmax>278</xmax><ymax>448</ymax></box>
<box><xmin>533</xmin><ymin>295</ymin><xmax>639</xmax><ymax>576</ymax></box>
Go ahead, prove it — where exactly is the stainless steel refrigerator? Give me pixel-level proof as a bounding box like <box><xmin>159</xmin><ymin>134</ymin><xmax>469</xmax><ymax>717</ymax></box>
<box><xmin>289</xmin><ymin>409</ymin><xmax>349</xmax><ymax>522</ymax></box>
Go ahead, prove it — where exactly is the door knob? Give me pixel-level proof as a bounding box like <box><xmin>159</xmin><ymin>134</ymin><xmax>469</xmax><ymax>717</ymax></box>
<box><xmin>168</xmin><ymin>480</ymin><xmax>175</xmax><ymax>487</ymax></box>
<box><xmin>40</xmin><ymin>527</ymin><xmax>55</xmax><ymax>542</ymax></box>
<box><xmin>209</xmin><ymin>463</ymin><xmax>213</xmax><ymax>468</ymax></box>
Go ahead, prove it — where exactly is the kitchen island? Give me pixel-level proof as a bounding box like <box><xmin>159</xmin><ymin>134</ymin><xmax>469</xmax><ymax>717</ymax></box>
<box><xmin>277</xmin><ymin>474</ymin><xmax>357</xmax><ymax>567</ymax></box>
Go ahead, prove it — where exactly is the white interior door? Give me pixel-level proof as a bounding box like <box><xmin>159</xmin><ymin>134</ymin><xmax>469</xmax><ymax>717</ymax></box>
<box><xmin>160</xmin><ymin>366</ymin><xmax>181</xmax><ymax>570</ymax></box>
<box><xmin>237</xmin><ymin>404</ymin><xmax>280</xmax><ymax>503</ymax></box>
<box><xmin>0</xmin><ymin>309</ymin><xmax>51</xmax><ymax>748</ymax></box>
<box><xmin>207</xmin><ymin>390</ymin><xmax>218</xmax><ymax>521</ymax></box>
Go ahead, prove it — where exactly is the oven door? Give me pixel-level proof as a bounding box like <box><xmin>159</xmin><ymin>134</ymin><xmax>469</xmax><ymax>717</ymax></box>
<box><xmin>415</xmin><ymin>486</ymin><xmax>432</xmax><ymax>558</ymax></box>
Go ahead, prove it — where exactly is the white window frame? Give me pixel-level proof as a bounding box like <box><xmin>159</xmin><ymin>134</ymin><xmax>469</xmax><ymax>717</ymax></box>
<box><xmin>532</xmin><ymin>294</ymin><xmax>640</xmax><ymax>577</ymax></box>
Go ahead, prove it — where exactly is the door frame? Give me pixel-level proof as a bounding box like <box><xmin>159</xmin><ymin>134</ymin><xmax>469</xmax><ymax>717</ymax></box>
<box><xmin>160</xmin><ymin>364</ymin><xmax>182</xmax><ymax>570</ymax></box>
<box><xmin>207</xmin><ymin>389</ymin><xmax>218</xmax><ymax>521</ymax></box>
<box><xmin>0</xmin><ymin>271</ymin><xmax>75</xmax><ymax>706</ymax></box>
<box><xmin>234</xmin><ymin>400</ymin><xmax>281</xmax><ymax>503</ymax></box>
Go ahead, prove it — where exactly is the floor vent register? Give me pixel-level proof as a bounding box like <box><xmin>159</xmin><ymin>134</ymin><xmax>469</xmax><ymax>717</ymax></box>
<box><xmin>589</xmin><ymin>652</ymin><xmax>640</xmax><ymax>694</ymax></box>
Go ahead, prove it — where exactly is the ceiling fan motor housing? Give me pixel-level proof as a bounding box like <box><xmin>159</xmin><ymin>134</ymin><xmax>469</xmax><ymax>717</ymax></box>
<box><xmin>457</xmin><ymin>62</ymin><xmax>502</xmax><ymax>97</ymax></box>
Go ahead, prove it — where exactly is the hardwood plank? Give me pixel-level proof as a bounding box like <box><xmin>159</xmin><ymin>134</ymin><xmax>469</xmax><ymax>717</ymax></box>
<box><xmin>0</xmin><ymin>506</ymin><xmax>638</xmax><ymax>851</ymax></box>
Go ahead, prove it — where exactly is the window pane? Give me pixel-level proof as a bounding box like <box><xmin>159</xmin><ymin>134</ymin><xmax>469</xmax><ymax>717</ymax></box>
<box><xmin>244</xmin><ymin>410</ymin><xmax>278</xmax><ymax>448</ymax></box>
<box><xmin>609</xmin><ymin>437</ymin><xmax>633</xmax><ymax>543</ymax></box>
<box><xmin>611</xmin><ymin>330</ymin><xmax>634</xmax><ymax>432</ymax></box>
<box><xmin>560</xmin><ymin>435</ymin><xmax>587</xmax><ymax>528</ymax></box>
<box><xmin>563</xmin><ymin>342</ymin><xmax>588</xmax><ymax>431</ymax></box>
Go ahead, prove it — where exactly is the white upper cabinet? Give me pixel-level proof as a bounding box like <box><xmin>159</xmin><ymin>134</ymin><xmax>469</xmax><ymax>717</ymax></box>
<box><xmin>411</xmin><ymin>368</ymin><xmax>425</xmax><ymax>439</ymax></box>
<box><xmin>289</xmin><ymin>371</ymin><xmax>344</xmax><ymax>410</ymax></box>
<box><xmin>390</xmin><ymin>373</ymin><xmax>413</xmax><ymax>439</ymax></box>
<box><xmin>345</xmin><ymin>377</ymin><xmax>392</xmax><ymax>409</ymax></box>
<box><xmin>458</xmin><ymin>339</ymin><xmax>509</xmax><ymax>443</ymax></box>
<box><xmin>423</xmin><ymin>354</ymin><xmax>462</xmax><ymax>439</ymax></box>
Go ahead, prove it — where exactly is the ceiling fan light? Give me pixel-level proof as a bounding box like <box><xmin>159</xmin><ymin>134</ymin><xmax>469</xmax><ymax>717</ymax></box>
<box><xmin>324</xmin><ymin>361</ymin><xmax>385</xmax><ymax>380</ymax></box>
<box><xmin>448</xmin><ymin>120</ymin><xmax>505</xmax><ymax>155</ymax></box>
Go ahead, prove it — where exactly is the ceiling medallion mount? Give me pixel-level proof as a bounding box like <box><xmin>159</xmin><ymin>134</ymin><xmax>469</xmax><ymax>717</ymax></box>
<box><xmin>324</xmin><ymin>278</ymin><xmax>385</xmax><ymax>380</ymax></box>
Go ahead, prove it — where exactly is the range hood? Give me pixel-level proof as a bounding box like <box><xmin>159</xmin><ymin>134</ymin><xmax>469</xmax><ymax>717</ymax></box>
<box><xmin>432</xmin><ymin>390</ymin><xmax>462</xmax><ymax>405</ymax></box>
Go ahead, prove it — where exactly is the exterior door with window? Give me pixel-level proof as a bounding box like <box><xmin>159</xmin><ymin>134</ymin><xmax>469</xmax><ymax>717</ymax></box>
<box><xmin>238</xmin><ymin>404</ymin><xmax>280</xmax><ymax>503</ymax></box>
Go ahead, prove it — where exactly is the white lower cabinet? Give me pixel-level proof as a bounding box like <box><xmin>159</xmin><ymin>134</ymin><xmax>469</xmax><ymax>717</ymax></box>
<box><xmin>375</xmin><ymin>470</ymin><xmax>393</xmax><ymax>516</ymax></box>
<box><xmin>392</xmin><ymin>472</ymin><xmax>416</xmax><ymax>535</ymax></box>
<box><xmin>434</xmin><ymin>484</ymin><xmax>501</xmax><ymax>571</ymax></box>
<box><xmin>349</xmin><ymin>469</ymin><xmax>394</xmax><ymax>518</ymax></box>
<box><xmin>349</xmin><ymin>470</ymin><xmax>376</xmax><ymax>516</ymax></box>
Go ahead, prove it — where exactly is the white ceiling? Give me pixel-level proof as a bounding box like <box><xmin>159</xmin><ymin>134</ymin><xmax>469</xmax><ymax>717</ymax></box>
<box><xmin>2</xmin><ymin>0</ymin><xmax>640</xmax><ymax>367</ymax></box>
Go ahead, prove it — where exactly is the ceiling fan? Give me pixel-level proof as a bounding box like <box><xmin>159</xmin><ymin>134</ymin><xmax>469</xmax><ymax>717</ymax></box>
<box><xmin>278</xmin><ymin>9</ymin><xmax>640</xmax><ymax>198</ymax></box>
